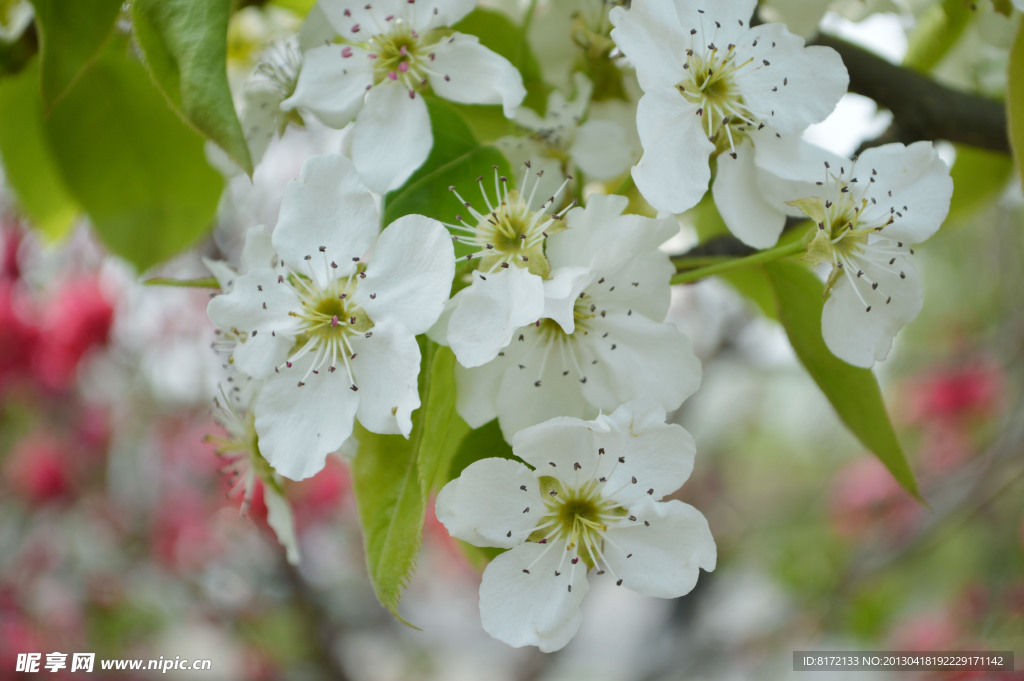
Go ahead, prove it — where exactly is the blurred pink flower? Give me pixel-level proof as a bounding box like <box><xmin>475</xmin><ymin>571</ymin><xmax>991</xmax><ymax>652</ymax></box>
<box><xmin>0</xmin><ymin>588</ymin><xmax>43</xmax><ymax>673</ymax></box>
<box><xmin>34</xmin><ymin>276</ymin><xmax>114</xmax><ymax>391</ymax></box>
<box><xmin>0</xmin><ymin>281</ymin><xmax>38</xmax><ymax>393</ymax></box>
<box><xmin>829</xmin><ymin>456</ymin><xmax>922</xmax><ymax>539</ymax></box>
<box><xmin>888</xmin><ymin>608</ymin><xmax>959</xmax><ymax>651</ymax></box>
<box><xmin>918</xmin><ymin>423</ymin><xmax>972</xmax><ymax>473</ymax></box>
<box><xmin>152</xmin><ymin>490</ymin><xmax>221</xmax><ymax>571</ymax></box>
<box><xmin>3</xmin><ymin>433</ymin><xmax>73</xmax><ymax>505</ymax></box>
<box><xmin>904</xmin><ymin>363</ymin><xmax>1003</xmax><ymax>424</ymax></box>
<box><xmin>291</xmin><ymin>456</ymin><xmax>349</xmax><ymax>530</ymax></box>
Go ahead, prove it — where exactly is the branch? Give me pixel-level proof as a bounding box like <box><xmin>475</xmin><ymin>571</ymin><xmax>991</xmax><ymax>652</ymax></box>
<box><xmin>281</xmin><ymin>559</ymin><xmax>356</xmax><ymax>681</ymax></box>
<box><xmin>811</xmin><ymin>33</ymin><xmax>1010</xmax><ymax>154</ymax></box>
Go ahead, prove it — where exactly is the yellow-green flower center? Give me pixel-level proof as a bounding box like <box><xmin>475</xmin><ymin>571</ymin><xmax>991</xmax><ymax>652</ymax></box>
<box><xmin>363</xmin><ymin>24</ymin><xmax>435</xmax><ymax>91</ymax></box>
<box><xmin>532</xmin><ymin>476</ymin><xmax>627</xmax><ymax>570</ymax></box>
<box><xmin>677</xmin><ymin>44</ymin><xmax>758</xmax><ymax>155</ymax></box>
<box><xmin>282</xmin><ymin>273</ymin><xmax>373</xmax><ymax>384</ymax></box>
<box><xmin>474</xmin><ymin>188</ymin><xmax>557</xmax><ymax>278</ymax></box>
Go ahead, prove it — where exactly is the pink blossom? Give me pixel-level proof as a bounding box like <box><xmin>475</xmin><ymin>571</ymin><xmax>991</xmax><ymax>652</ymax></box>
<box><xmin>34</xmin><ymin>276</ymin><xmax>114</xmax><ymax>391</ymax></box>
<box><xmin>3</xmin><ymin>433</ymin><xmax>73</xmax><ymax>505</ymax></box>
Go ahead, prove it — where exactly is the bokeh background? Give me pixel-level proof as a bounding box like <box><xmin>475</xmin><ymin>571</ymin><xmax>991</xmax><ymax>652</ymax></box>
<box><xmin>1</xmin><ymin>1</ymin><xmax>1023</xmax><ymax>680</ymax></box>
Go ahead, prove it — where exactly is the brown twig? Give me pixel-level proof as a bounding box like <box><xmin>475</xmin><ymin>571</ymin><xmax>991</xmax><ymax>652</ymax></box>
<box><xmin>811</xmin><ymin>33</ymin><xmax>1011</xmax><ymax>154</ymax></box>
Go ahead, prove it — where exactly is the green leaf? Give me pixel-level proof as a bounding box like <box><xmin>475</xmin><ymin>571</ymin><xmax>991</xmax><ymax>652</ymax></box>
<box><xmin>382</xmin><ymin>97</ymin><xmax>511</xmax><ymax>227</ymax></box>
<box><xmin>28</xmin><ymin>0</ymin><xmax>122</xmax><ymax>109</ymax></box>
<box><xmin>143</xmin><ymin>276</ymin><xmax>220</xmax><ymax>289</ymax></box>
<box><xmin>351</xmin><ymin>424</ymin><xmax>425</xmax><ymax>626</ymax></box>
<box><xmin>0</xmin><ymin>59</ymin><xmax>78</xmax><ymax>241</ymax></box>
<box><xmin>131</xmin><ymin>0</ymin><xmax>253</xmax><ymax>175</ymax></box>
<box><xmin>947</xmin><ymin>145</ymin><xmax>1014</xmax><ymax>223</ymax></box>
<box><xmin>451</xmin><ymin>7</ymin><xmax>549</xmax><ymax>115</ymax></box>
<box><xmin>269</xmin><ymin>0</ymin><xmax>317</xmax><ymax>15</ymax></box>
<box><xmin>719</xmin><ymin>268</ymin><xmax>779</xmax><ymax>322</ymax></box>
<box><xmin>763</xmin><ymin>260</ymin><xmax>921</xmax><ymax>500</ymax></box>
<box><xmin>43</xmin><ymin>45</ymin><xmax>224</xmax><ymax>272</ymax></box>
<box><xmin>352</xmin><ymin>339</ymin><xmax>466</xmax><ymax>623</ymax></box>
<box><xmin>688</xmin><ymin>189</ymin><xmax>729</xmax><ymax>243</ymax></box>
<box><xmin>1007</xmin><ymin>22</ymin><xmax>1024</xmax><ymax>192</ymax></box>
<box><xmin>416</xmin><ymin>343</ymin><xmax>470</xmax><ymax>494</ymax></box>
<box><xmin>902</xmin><ymin>0</ymin><xmax>973</xmax><ymax>73</ymax></box>
<box><xmin>445</xmin><ymin>419</ymin><xmax>516</xmax><ymax>486</ymax></box>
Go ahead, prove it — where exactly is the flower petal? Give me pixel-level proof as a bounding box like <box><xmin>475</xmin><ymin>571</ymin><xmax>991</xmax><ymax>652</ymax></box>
<box><xmin>632</xmin><ymin>88</ymin><xmax>713</xmax><ymax>214</ymax></box>
<box><xmin>447</xmin><ymin>267</ymin><xmax>545</xmax><ymax>368</ymax></box>
<box><xmin>317</xmin><ymin>0</ymin><xmax>383</xmax><ymax>35</ymax></box>
<box><xmin>550</xmin><ymin>193</ymin><xmax>675</xmax><ymax>272</ymax></box>
<box><xmin>540</xmin><ymin>266</ymin><xmax>592</xmax><ymax>334</ymax></box>
<box><xmin>207</xmin><ymin>269</ymin><xmax>301</xmax><ymax>379</ymax></box>
<box><xmin>351</xmin><ymin>83</ymin><xmax>432</xmax><ymax>193</ymax></box>
<box><xmin>494</xmin><ymin>329</ymin><xmax>597</xmax><ymax>439</ymax></box>
<box><xmin>585</xmin><ymin>312</ymin><xmax>702</xmax><ymax>413</ymax></box>
<box><xmin>590</xmin><ymin>249</ymin><xmax>675</xmax><ymax>321</ymax></box>
<box><xmin>255</xmin><ymin>354</ymin><xmax>358</xmax><ymax>480</ymax></box>
<box><xmin>419</xmin><ymin>0</ymin><xmax>477</xmax><ymax>31</ymax></box>
<box><xmin>822</xmin><ymin>251</ymin><xmax>923</xmax><ymax>368</ymax></box>
<box><xmin>203</xmin><ymin>256</ymin><xmax>238</xmax><ymax>292</ymax></box>
<box><xmin>239</xmin><ymin>225</ymin><xmax>276</xmax><ymax>273</ymax></box>
<box><xmin>273</xmin><ymin>154</ymin><xmax>379</xmax><ymax>280</ymax></box>
<box><xmin>356</xmin><ymin>214</ymin><xmax>455</xmax><ymax>335</ymax></box>
<box><xmin>435</xmin><ymin>457</ymin><xmax>543</xmax><ymax>548</ymax></box>
<box><xmin>264</xmin><ymin>483</ymin><xmax>301</xmax><ymax>565</ymax></box>
<box><xmin>713</xmin><ymin>140</ymin><xmax>788</xmax><ymax>248</ymax></box>
<box><xmin>454</xmin><ymin>355</ymin><xmax>507</xmax><ymax>428</ymax></box>
<box><xmin>281</xmin><ymin>43</ymin><xmax>373</xmax><ymax>129</ymax></box>
<box><xmin>427</xmin><ymin>32</ymin><xmax>526</xmax><ymax>118</ymax></box>
<box><xmin>595</xmin><ymin>401</ymin><xmax>697</xmax><ymax>507</ymax></box>
<box><xmin>511</xmin><ymin>415</ymin><xmax>605</xmax><ymax>478</ymax></box>
<box><xmin>602</xmin><ymin>499</ymin><xmax>716</xmax><ymax>598</ymax></box>
<box><xmin>479</xmin><ymin>542</ymin><xmax>590</xmax><ymax>652</ymax></box>
<box><xmin>672</xmin><ymin>0</ymin><xmax>757</xmax><ymax>38</ymax></box>
<box><xmin>609</xmin><ymin>3</ymin><xmax>687</xmax><ymax>90</ymax></box>
<box><xmin>737</xmin><ymin>24</ymin><xmax>848</xmax><ymax>133</ymax></box>
<box><xmin>858</xmin><ymin>142</ymin><xmax>953</xmax><ymax>244</ymax></box>
<box><xmin>347</xmin><ymin>318</ymin><xmax>421</xmax><ymax>436</ymax></box>
<box><xmin>570</xmin><ymin>118</ymin><xmax>636</xmax><ymax>180</ymax></box>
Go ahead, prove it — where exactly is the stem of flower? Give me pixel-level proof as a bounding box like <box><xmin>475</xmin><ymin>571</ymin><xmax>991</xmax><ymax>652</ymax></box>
<box><xmin>673</xmin><ymin>255</ymin><xmax>734</xmax><ymax>269</ymax></box>
<box><xmin>670</xmin><ymin>240</ymin><xmax>806</xmax><ymax>285</ymax></box>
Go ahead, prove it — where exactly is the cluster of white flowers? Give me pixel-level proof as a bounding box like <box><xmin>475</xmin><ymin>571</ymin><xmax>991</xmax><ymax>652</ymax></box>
<box><xmin>203</xmin><ymin>0</ymin><xmax>954</xmax><ymax>652</ymax></box>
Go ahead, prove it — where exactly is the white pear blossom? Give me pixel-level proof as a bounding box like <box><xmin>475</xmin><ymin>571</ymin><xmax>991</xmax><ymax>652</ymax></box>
<box><xmin>432</xmin><ymin>165</ymin><xmax>576</xmax><ymax>368</ymax></box>
<box><xmin>239</xmin><ymin>38</ymin><xmax>305</xmax><ymax>169</ymax></box>
<box><xmin>453</xmin><ymin>193</ymin><xmax>702</xmax><ymax>440</ymax></box>
<box><xmin>752</xmin><ymin>140</ymin><xmax>953</xmax><ymax>367</ymax></box>
<box><xmin>609</xmin><ymin>0</ymin><xmax>848</xmax><ymax>218</ymax></box>
<box><xmin>207</xmin><ymin>382</ymin><xmax>301</xmax><ymax>566</ymax></box>
<box><xmin>496</xmin><ymin>73</ymin><xmax>636</xmax><ymax>202</ymax></box>
<box><xmin>207</xmin><ymin>154</ymin><xmax>455</xmax><ymax>480</ymax></box>
<box><xmin>436</xmin><ymin>401</ymin><xmax>716</xmax><ymax>652</ymax></box>
<box><xmin>281</xmin><ymin>0</ymin><xmax>527</xmax><ymax>193</ymax></box>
